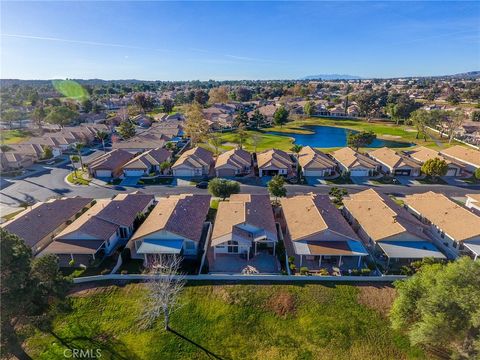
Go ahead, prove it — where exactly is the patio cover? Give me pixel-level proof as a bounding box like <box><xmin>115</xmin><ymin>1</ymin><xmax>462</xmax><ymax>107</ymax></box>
<box><xmin>464</xmin><ymin>242</ymin><xmax>480</xmax><ymax>259</ymax></box>
<box><xmin>378</xmin><ymin>241</ymin><xmax>446</xmax><ymax>259</ymax></box>
<box><xmin>297</xmin><ymin>240</ymin><xmax>368</xmax><ymax>256</ymax></box>
<box><xmin>137</xmin><ymin>239</ymin><xmax>184</xmax><ymax>254</ymax></box>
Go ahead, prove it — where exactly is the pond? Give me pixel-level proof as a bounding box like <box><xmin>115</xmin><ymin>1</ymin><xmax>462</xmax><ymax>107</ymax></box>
<box><xmin>266</xmin><ymin>125</ymin><xmax>413</xmax><ymax>148</ymax></box>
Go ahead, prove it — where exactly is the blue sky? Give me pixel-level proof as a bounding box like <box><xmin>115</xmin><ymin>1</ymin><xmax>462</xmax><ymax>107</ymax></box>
<box><xmin>1</xmin><ymin>1</ymin><xmax>479</xmax><ymax>80</ymax></box>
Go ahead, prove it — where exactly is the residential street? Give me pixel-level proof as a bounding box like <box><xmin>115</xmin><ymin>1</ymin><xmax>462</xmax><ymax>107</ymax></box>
<box><xmin>1</xmin><ymin>162</ymin><xmax>479</xmax><ymax>216</ymax></box>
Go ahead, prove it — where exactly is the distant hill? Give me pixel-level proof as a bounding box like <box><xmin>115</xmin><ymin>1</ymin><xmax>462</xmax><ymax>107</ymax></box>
<box><xmin>301</xmin><ymin>74</ymin><xmax>362</xmax><ymax>80</ymax></box>
<box><xmin>436</xmin><ymin>71</ymin><xmax>480</xmax><ymax>79</ymax></box>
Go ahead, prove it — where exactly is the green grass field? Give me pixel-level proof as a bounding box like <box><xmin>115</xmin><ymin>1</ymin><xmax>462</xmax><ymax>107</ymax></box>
<box><xmin>0</xmin><ymin>129</ymin><xmax>32</xmax><ymax>144</ymax></box>
<box><xmin>23</xmin><ymin>284</ymin><xmax>425</xmax><ymax>359</ymax></box>
<box><xmin>201</xmin><ymin>117</ymin><xmax>452</xmax><ymax>153</ymax></box>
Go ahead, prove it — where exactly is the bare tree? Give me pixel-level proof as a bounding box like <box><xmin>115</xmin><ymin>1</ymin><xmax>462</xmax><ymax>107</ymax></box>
<box><xmin>140</xmin><ymin>255</ymin><xmax>186</xmax><ymax>331</ymax></box>
<box><xmin>446</xmin><ymin>110</ymin><xmax>465</xmax><ymax>144</ymax></box>
<box><xmin>251</xmin><ymin>133</ymin><xmax>262</xmax><ymax>153</ymax></box>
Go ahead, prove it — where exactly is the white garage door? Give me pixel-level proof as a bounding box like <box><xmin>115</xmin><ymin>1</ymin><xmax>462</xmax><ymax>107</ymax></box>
<box><xmin>350</xmin><ymin>169</ymin><xmax>369</xmax><ymax>177</ymax></box>
<box><xmin>174</xmin><ymin>169</ymin><xmax>194</xmax><ymax>177</ymax></box>
<box><xmin>95</xmin><ymin>170</ymin><xmax>112</xmax><ymax>178</ymax></box>
<box><xmin>124</xmin><ymin>169</ymin><xmax>145</xmax><ymax>177</ymax></box>
<box><xmin>446</xmin><ymin>168</ymin><xmax>457</xmax><ymax>177</ymax></box>
<box><xmin>304</xmin><ymin>170</ymin><xmax>325</xmax><ymax>177</ymax></box>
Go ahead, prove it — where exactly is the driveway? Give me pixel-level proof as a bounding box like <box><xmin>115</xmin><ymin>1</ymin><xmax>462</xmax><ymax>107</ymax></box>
<box><xmin>395</xmin><ymin>176</ymin><xmax>419</xmax><ymax>186</ymax></box>
<box><xmin>120</xmin><ymin>176</ymin><xmax>141</xmax><ymax>187</ymax></box>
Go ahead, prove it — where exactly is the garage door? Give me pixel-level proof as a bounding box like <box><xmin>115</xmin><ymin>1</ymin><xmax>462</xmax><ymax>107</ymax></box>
<box><xmin>217</xmin><ymin>169</ymin><xmax>236</xmax><ymax>177</ymax></box>
<box><xmin>174</xmin><ymin>169</ymin><xmax>194</xmax><ymax>177</ymax></box>
<box><xmin>350</xmin><ymin>169</ymin><xmax>369</xmax><ymax>177</ymax></box>
<box><xmin>304</xmin><ymin>170</ymin><xmax>325</xmax><ymax>177</ymax></box>
<box><xmin>446</xmin><ymin>168</ymin><xmax>457</xmax><ymax>177</ymax></box>
<box><xmin>394</xmin><ymin>169</ymin><xmax>411</xmax><ymax>176</ymax></box>
<box><xmin>95</xmin><ymin>170</ymin><xmax>112</xmax><ymax>178</ymax></box>
<box><xmin>124</xmin><ymin>169</ymin><xmax>145</xmax><ymax>177</ymax></box>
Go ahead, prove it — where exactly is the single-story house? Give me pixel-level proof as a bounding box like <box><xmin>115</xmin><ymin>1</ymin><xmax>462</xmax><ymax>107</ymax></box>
<box><xmin>440</xmin><ymin>145</ymin><xmax>480</xmax><ymax>172</ymax></box>
<box><xmin>128</xmin><ymin>194</ymin><xmax>211</xmax><ymax>265</ymax></box>
<box><xmin>112</xmin><ymin>133</ymin><xmax>169</xmax><ymax>153</ymax></box>
<box><xmin>210</xmin><ymin>194</ymin><xmax>278</xmax><ymax>261</ymax></box>
<box><xmin>1</xmin><ymin>197</ymin><xmax>94</xmax><ymax>255</ymax></box>
<box><xmin>41</xmin><ymin>192</ymin><xmax>154</xmax><ymax>267</ymax></box>
<box><xmin>342</xmin><ymin>189</ymin><xmax>445</xmax><ymax>267</ymax></box>
<box><xmin>87</xmin><ymin>149</ymin><xmax>134</xmax><ymax>178</ymax></box>
<box><xmin>298</xmin><ymin>146</ymin><xmax>336</xmax><ymax>177</ymax></box>
<box><xmin>406</xmin><ymin>146</ymin><xmax>464</xmax><ymax>177</ymax></box>
<box><xmin>465</xmin><ymin>193</ymin><xmax>480</xmax><ymax>214</ymax></box>
<box><xmin>368</xmin><ymin>147</ymin><xmax>421</xmax><ymax>176</ymax></box>
<box><xmin>172</xmin><ymin>147</ymin><xmax>214</xmax><ymax>177</ymax></box>
<box><xmin>331</xmin><ymin>147</ymin><xmax>379</xmax><ymax>177</ymax></box>
<box><xmin>122</xmin><ymin>148</ymin><xmax>172</xmax><ymax>177</ymax></box>
<box><xmin>257</xmin><ymin>149</ymin><xmax>294</xmax><ymax>177</ymax></box>
<box><xmin>214</xmin><ymin>148</ymin><xmax>252</xmax><ymax>177</ymax></box>
<box><xmin>404</xmin><ymin>191</ymin><xmax>480</xmax><ymax>261</ymax></box>
<box><xmin>280</xmin><ymin>194</ymin><xmax>368</xmax><ymax>272</ymax></box>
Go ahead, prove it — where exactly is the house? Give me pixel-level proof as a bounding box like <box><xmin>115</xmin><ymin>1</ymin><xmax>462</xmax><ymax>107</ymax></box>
<box><xmin>41</xmin><ymin>193</ymin><xmax>154</xmax><ymax>267</ymax></box>
<box><xmin>331</xmin><ymin>147</ymin><xmax>379</xmax><ymax>177</ymax></box>
<box><xmin>128</xmin><ymin>194</ymin><xmax>211</xmax><ymax>265</ymax></box>
<box><xmin>214</xmin><ymin>148</ymin><xmax>252</xmax><ymax>177</ymax></box>
<box><xmin>280</xmin><ymin>194</ymin><xmax>368</xmax><ymax>272</ymax></box>
<box><xmin>1</xmin><ymin>197</ymin><xmax>94</xmax><ymax>255</ymax></box>
<box><xmin>298</xmin><ymin>146</ymin><xmax>336</xmax><ymax>177</ymax></box>
<box><xmin>329</xmin><ymin>106</ymin><xmax>347</xmax><ymax>117</ymax></box>
<box><xmin>440</xmin><ymin>145</ymin><xmax>480</xmax><ymax>172</ymax></box>
<box><xmin>112</xmin><ymin>133</ymin><xmax>169</xmax><ymax>153</ymax></box>
<box><xmin>406</xmin><ymin>146</ymin><xmax>464</xmax><ymax>177</ymax></box>
<box><xmin>368</xmin><ymin>147</ymin><xmax>421</xmax><ymax>176</ymax></box>
<box><xmin>465</xmin><ymin>194</ymin><xmax>480</xmax><ymax>214</ymax></box>
<box><xmin>404</xmin><ymin>192</ymin><xmax>480</xmax><ymax>261</ymax></box>
<box><xmin>122</xmin><ymin>148</ymin><xmax>172</xmax><ymax>177</ymax></box>
<box><xmin>172</xmin><ymin>147</ymin><xmax>214</xmax><ymax>177</ymax></box>
<box><xmin>342</xmin><ymin>189</ymin><xmax>445</xmax><ymax>267</ymax></box>
<box><xmin>257</xmin><ymin>149</ymin><xmax>294</xmax><ymax>177</ymax></box>
<box><xmin>210</xmin><ymin>194</ymin><xmax>278</xmax><ymax>262</ymax></box>
<box><xmin>87</xmin><ymin>149</ymin><xmax>134</xmax><ymax>178</ymax></box>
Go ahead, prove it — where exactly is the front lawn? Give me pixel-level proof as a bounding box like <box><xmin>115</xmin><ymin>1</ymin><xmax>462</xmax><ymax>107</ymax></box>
<box><xmin>22</xmin><ymin>284</ymin><xmax>425</xmax><ymax>359</ymax></box>
<box><xmin>416</xmin><ymin>176</ymin><xmax>447</xmax><ymax>185</ymax></box>
<box><xmin>324</xmin><ymin>175</ymin><xmax>354</xmax><ymax>184</ymax></box>
<box><xmin>371</xmin><ymin>176</ymin><xmax>399</xmax><ymax>185</ymax></box>
<box><xmin>138</xmin><ymin>177</ymin><xmax>174</xmax><ymax>185</ymax></box>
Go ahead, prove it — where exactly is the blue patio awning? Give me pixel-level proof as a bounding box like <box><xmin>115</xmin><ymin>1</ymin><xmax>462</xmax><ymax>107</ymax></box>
<box><xmin>137</xmin><ymin>239</ymin><xmax>184</xmax><ymax>254</ymax></box>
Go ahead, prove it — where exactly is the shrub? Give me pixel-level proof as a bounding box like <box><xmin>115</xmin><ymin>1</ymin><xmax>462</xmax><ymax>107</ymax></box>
<box><xmin>121</xmin><ymin>270</ymin><xmax>128</xmax><ymax>275</ymax></box>
<box><xmin>69</xmin><ymin>259</ymin><xmax>75</xmax><ymax>267</ymax></box>
<box><xmin>299</xmin><ymin>267</ymin><xmax>309</xmax><ymax>275</ymax></box>
<box><xmin>361</xmin><ymin>268</ymin><xmax>371</xmax><ymax>276</ymax></box>
<box><xmin>288</xmin><ymin>256</ymin><xmax>295</xmax><ymax>264</ymax></box>
<box><xmin>289</xmin><ymin>263</ymin><xmax>296</xmax><ymax>272</ymax></box>
<box><xmin>317</xmin><ymin>268</ymin><xmax>329</xmax><ymax>276</ymax></box>
<box><xmin>100</xmin><ymin>269</ymin><xmax>110</xmax><ymax>275</ymax></box>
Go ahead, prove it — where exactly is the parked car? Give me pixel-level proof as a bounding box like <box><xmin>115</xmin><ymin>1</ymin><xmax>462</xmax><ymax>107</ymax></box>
<box><xmin>196</xmin><ymin>181</ymin><xmax>209</xmax><ymax>189</ymax></box>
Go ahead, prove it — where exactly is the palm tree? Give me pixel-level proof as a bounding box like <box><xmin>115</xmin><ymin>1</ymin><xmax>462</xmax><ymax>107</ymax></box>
<box><xmin>75</xmin><ymin>143</ymin><xmax>85</xmax><ymax>170</ymax></box>
<box><xmin>70</xmin><ymin>155</ymin><xmax>80</xmax><ymax>178</ymax></box>
<box><xmin>96</xmin><ymin>130</ymin><xmax>108</xmax><ymax>153</ymax></box>
<box><xmin>291</xmin><ymin>144</ymin><xmax>303</xmax><ymax>177</ymax></box>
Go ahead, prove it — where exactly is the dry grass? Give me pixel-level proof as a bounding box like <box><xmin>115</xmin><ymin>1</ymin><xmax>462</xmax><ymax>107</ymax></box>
<box><xmin>265</xmin><ymin>292</ymin><xmax>297</xmax><ymax>317</ymax></box>
<box><xmin>357</xmin><ymin>285</ymin><xmax>397</xmax><ymax>317</ymax></box>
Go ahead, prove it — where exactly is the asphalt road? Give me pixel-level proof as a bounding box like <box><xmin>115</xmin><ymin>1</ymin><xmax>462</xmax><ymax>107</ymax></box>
<box><xmin>1</xmin><ymin>162</ymin><xmax>480</xmax><ymax>216</ymax></box>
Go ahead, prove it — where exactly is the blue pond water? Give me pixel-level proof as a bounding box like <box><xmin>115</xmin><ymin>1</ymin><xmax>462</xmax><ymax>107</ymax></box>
<box><xmin>267</xmin><ymin>125</ymin><xmax>412</xmax><ymax>148</ymax></box>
